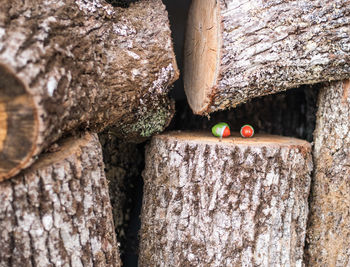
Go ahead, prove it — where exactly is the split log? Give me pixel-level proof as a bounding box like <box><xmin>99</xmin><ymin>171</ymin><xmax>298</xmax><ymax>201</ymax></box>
<box><xmin>139</xmin><ymin>131</ymin><xmax>312</xmax><ymax>266</ymax></box>
<box><xmin>184</xmin><ymin>0</ymin><xmax>350</xmax><ymax>114</ymax></box>
<box><xmin>306</xmin><ymin>80</ymin><xmax>350</xmax><ymax>266</ymax></box>
<box><xmin>0</xmin><ymin>0</ymin><xmax>178</xmax><ymax>181</ymax></box>
<box><xmin>0</xmin><ymin>132</ymin><xmax>121</xmax><ymax>267</ymax></box>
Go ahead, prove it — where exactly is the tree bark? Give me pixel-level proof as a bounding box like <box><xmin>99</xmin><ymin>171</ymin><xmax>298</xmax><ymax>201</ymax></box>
<box><xmin>0</xmin><ymin>133</ymin><xmax>121</xmax><ymax>267</ymax></box>
<box><xmin>0</xmin><ymin>0</ymin><xmax>178</xmax><ymax>181</ymax></box>
<box><xmin>305</xmin><ymin>80</ymin><xmax>350</xmax><ymax>266</ymax></box>
<box><xmin>139</xmin><ymin>131</ymin><xmax>312</xmax><ymax>267</ymax></box>
<box><xmin>184</xmin><ymin>0</ymin><xmax>350</xmax><ymax>114</ymax></box>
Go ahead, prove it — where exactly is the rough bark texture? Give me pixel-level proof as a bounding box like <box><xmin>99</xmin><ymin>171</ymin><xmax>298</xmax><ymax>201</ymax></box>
<box><xmin>171</xmin><ymin>85</ymin><xmax>319</xmax><ymax>143</ymax></box>
<box><xmin>139</xmin><ymin>131</ymin><xmax>312</xmax><ymax>267</ymax></box>
<box><xmin>184</xmin><ymin>0</ymin><xmax>350</xmax><ymax>114</ymax></box>
<box><xmin>0</xmin><ymin>133</ymin><xmax>121</xmax><ymax>267</ymax></box>
<box><xmin>0</xmin><ymin>0</ymin><xmax>178</xmax><ymax>181</ymax></box>
<box><xmin>98</xmin><ymin>131</ymin><xmax>144</xmax><ymax>257</ymax></box>
<box><xmin>305</xmin><ymin>80</ymin><xmax>350</xmax><ymax>267</ymax></box>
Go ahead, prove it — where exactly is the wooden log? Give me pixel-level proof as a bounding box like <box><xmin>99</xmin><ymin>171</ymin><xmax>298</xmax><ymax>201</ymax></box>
<box><xmin>0</xmin><ymin>0</ymin><xmax>178</xmax><ymax>181</ymax></box>
<box><xmin>0</xmin><ymin>132</ymin><xmax>121</xmax><ymax>267</ymax></box>
<box><xmin>305</xmin><ymin>80</ymin><xmax>350</xmax><ymax>266</ymax></box>
<box><xmin>184</xmin><ymin>0</ymin><xmax>350</xmax><ymax>114</ymax></box>
<box><xmin>139</xmin><ymin>131</ymin><xmax>312</xmax><ymax>266</ymax></box>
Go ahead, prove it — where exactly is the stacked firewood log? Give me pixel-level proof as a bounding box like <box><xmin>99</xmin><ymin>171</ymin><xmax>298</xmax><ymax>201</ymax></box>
<box><xmin>141</xmin><ymin>0</ymin><xmax>350</xmax><ymax>266</ymax></box>
<box><xmin>0</xmin><ymin>0</ymin><xmax>177</xmax><ymax>265</ymax></box>
<box><xmin>0</xmin><ymin>0</ymin><xmax>349</xmax><ymax>266</ymax></box>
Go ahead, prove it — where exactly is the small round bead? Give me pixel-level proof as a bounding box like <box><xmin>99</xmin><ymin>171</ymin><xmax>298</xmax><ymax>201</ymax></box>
<box><xmin>212</xmin><ymin>122</ymin><xmax>231</xmax><ymax>138</ymax></box>
<box><xmin>240</xmin><ymin>124</ymin><xmax>254</xmax><ymax>138</ymax></box>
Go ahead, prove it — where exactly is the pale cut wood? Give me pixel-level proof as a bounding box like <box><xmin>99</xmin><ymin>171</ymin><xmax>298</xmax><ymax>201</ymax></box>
<box><xmin>184</xmin><ymin>0</ymin><xmax>350</xmax><ymax>114</ymax></box>
<box><xmin>0</xmin><ymin>102</ymin><xmax>6</xmax><ymax>151</ymax></box>
<box><xmin>0</xmin><ymin>0</ymin><xmax>178</xmax><ymax>181</ymax></box>
<box><xmin>0</xmin><ymin>133</ymin><xmax>121</xmax><ymax>267</ymax></box>
<box><xmin>139</xmin><ymin>131</ymin><xmax>312</xmax><ymax>267</ymax></box>
<box><xmin>306</xmin><ymin>80</ymin><xmax>350</xmax><ymax>266</ymax></box>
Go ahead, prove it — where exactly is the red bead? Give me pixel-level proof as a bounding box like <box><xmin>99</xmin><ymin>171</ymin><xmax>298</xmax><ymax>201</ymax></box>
<box><xmin>240</xmin><ymin>125</ymin><xmax>254</xmax><ymax>138</ymax></box>
<box><xmin>222</xmin><ymin>127</ymin><xmax>231</xmax><ymax>137</ymax></box>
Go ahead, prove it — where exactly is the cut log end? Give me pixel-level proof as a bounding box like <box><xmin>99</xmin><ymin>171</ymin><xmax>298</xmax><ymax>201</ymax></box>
<box><xmin>0</xmin><ymin>0</ymin><xmax>178</xmax><ymax>179</ymax></box>
<box><xmin>184</xmin><ymin>0</ymin><xmax>220</xmax><ymax>114</ymax></box>
<box><xmin>0</xmin><ymin>64</ymin><xmax>37</xmax><ymax>182</ymax></box>
<box><xmin>184</xmin><ymin>0</ymin><xmax>350</xmax><ymax>115</ymax></box>
<box><xmin>159</xmin><ymin>131</ymin><xmax>312</xmax><ymax>149</ymax></box>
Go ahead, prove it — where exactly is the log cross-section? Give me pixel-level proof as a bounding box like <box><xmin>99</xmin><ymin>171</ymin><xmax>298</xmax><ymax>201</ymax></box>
<box><xmin>184</xmin><ymin>0</ymin><xmax>350</xmax><ymax>114</ymax></box>
<box><xmin>139</xmin><ymin>131</ymin><xmax>312</xmax><ymax>266</ymax></box>
<box><xmin>0</xmin><ymin>133</ymin><xmax>121</xmax><ymax>267</ymax></box>
<box><xmin>0</xmin><ymin>0</ymin><xmax>178</xmax><ymax>181</ymax></box>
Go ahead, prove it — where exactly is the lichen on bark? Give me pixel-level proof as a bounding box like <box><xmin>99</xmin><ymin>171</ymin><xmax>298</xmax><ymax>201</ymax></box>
<box><xmin>0</xmin><ymin>0</ymin><xmax>178</xmax><ymax>180</ymax></box>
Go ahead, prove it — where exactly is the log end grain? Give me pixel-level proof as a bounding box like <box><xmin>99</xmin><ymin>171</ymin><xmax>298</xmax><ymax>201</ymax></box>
<box><xmin>0</xmin><ymin>0</ymin><xmax>179</xmax><ymax>179</ymax></box>
<box><xmin>184</xmin><ymin>0</ymin><xmax>220</xmax><ymax>115</ymax></box>
<box><xmin>184</xmin><ymin>0</ymin><xmax>350</xmax><ymax>115</ymax></box>
<box><xmin>0</xmin><ymin>64</ymin><xmax>38</xmax><ymax>182</ymax></box>
<box><xmin>159</xmin><ymin>130</ymin><xmax>312</xmax><ymax>149</ymax></box>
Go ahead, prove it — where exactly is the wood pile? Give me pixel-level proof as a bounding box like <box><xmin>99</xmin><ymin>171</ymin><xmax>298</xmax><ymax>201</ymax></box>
<box><xmin>0</xmin><ymin>0</ymin><xmax>349</xmax><ymax>266</ymax></box>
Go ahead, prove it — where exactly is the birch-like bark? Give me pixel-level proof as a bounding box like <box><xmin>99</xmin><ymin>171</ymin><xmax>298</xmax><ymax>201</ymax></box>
<box><xmin>140</xmin><ymin>131</ymin><xmax>312</xmax><ymax>266</ymax></box>
<box><xmin>184</xmin><ymin>0</ymin><xmax>350</xmax><ymax>114</ymax></box>
<box><xmin>306</xmin><ymin>80</ymin><xmax>350</xmax><ymax>266</ymax></box>
<box><xmin>0</xmin><ymin>0</ymin><xmax>178</xmax><ymax>181</ymax></box>
<box><xmin>0</xmin><ymin>133</ymin><xmax>121</xmax><ymax>267</ymax></box>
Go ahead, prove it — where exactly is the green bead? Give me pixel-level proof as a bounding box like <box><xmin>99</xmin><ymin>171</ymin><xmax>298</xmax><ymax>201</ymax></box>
<box><xmin>212</xmin><ymin>122</ymin><xmax>230</xmax><ymax>137</ymax></box>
